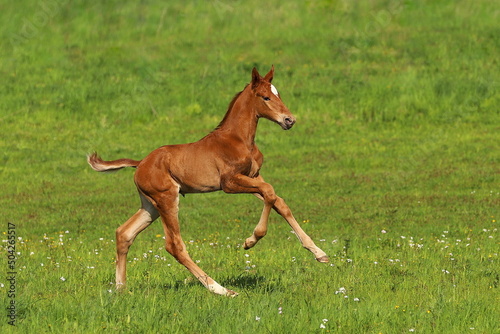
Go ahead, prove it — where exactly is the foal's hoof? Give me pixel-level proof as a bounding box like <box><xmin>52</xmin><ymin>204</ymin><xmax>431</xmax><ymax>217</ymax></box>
<box><xmin>226</xmin><ymin>289</ymin><xmax>239</xmax><ymax>297</ymax></box>
<box><xmin>316</xmin><ymin>256</ymin><xmax>329</xmax><ymax>263</ymax></box>
<box><xmin>243</xmin><ymin>239</ymin><xmax>255</xmax><ymax>250</ymax></box>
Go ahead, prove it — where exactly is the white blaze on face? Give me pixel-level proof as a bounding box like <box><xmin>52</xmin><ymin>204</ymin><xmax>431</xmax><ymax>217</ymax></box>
<box><xmin>270</xmin><ymin>84</ymin><xmax>279</xmax><ymax>97</ymax></box>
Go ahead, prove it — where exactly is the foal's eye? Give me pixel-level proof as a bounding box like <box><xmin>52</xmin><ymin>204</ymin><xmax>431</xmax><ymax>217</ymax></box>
<box><xmin>263</xmin><ymin>96</ymin><xmax>271</xmax><ymax>101</ymax></box>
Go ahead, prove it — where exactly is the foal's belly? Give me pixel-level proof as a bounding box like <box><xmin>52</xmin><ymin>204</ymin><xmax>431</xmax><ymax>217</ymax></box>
<box><xmin>170</xmin><ymin>148</ymin><xmax>223</xmax><ymax>194</ymax></box>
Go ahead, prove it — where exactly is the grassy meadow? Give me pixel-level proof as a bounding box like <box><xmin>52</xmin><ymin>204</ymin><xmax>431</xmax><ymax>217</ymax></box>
<box><xmin>1</xmin><ymin>0</ymin><xmax>499</xmax><ymax>332</ymax></box>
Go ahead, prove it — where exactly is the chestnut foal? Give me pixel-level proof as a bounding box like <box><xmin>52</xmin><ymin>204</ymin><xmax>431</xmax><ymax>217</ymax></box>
<box><xmin>88</xmin><ymin>67</ymin><xmax>328</xmax><ymax>296</ymax></box>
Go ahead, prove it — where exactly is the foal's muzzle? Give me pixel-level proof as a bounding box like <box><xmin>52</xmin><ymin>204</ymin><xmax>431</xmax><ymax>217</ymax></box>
<box><xmin>282</xmin><ymin>116</ymin><xmax>296</xmax><ymax>130</ymax></box>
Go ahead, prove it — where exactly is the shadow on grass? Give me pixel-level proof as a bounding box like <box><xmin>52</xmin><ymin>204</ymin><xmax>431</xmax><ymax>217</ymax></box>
<box><xmin>129</xmin><ymin>271</ymin><xmax>285</xmax><ymax>294</ymax></box>
<box><xmin>157</xmin><ymin>274</ymin><xmax>272</xmax><ymax>290</ymax></box>
<box><xmin>221</xmin><ymin>274</ymin><xmax>268</xmax><ymax>289</ymax></box>
<box><xmin>155</xmin><ymin>274</ymin><xmax>285</xmax><ymax>294</ymax></box>
<box><xmin>222</xmin><ymin>273</ymin><xmax>286</xmax><ymax>294</ymax></box>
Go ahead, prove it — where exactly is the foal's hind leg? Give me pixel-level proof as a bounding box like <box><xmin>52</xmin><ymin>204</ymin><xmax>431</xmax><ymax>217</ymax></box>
<box><xmin>115</xmin><ymin>193</ymin><xmax>159</xmax><ymax>289</ymax></box>
<box><xmin>154</xmin><ymin>188</ymin><xmax>238</xmax><ymax>296</ymax></box>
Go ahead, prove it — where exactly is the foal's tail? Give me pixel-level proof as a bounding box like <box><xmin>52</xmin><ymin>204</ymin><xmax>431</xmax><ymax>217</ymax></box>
<box><xmin>87</xmin><ymin>152</ymin><xmax>141</xmax><ymax>172</ymax></box>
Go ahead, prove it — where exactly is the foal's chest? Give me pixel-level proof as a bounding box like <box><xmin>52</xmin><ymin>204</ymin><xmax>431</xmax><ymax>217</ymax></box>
<box><xmin>248</xmin><ymin>158</ymin><xmax>261</xmax><ymax>178</ymax></box>
<box><xmin>247</xmin><ymin>145</ymin><xmax>263</xmax><ymax>178</ymax></box>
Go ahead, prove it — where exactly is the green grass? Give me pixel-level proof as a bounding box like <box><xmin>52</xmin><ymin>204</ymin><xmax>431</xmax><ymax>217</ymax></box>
<box><xmin>1</xmin><ymin>0</ymin><xmax>498</xmax><ymax>333</ymax></box>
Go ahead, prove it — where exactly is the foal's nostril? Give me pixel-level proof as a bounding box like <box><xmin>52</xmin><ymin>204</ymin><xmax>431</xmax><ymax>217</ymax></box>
<box><xmin>285</xmin><ymin>117</ymin><xmax>295</xmax><ymax>125</ymax></box>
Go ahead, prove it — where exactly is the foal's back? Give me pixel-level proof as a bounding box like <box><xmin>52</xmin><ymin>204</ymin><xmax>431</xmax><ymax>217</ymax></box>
<box><xmin>135</xmin><ymin>139</ymin><xmax>224</xmax><ymax>195</ymax></box>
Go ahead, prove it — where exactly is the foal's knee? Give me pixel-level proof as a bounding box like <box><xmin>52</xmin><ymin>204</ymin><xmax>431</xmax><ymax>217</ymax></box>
<box><xmin>261</xmin><ymin>184</ymin><xmax>277</xmax><ymax>206</ymax></box>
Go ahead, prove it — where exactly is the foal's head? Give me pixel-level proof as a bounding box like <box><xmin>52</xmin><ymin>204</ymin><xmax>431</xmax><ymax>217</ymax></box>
<box><xmin>250</xmin><ymin>66</ymin><xmax>296</xmax><ymax>130</ymax></box>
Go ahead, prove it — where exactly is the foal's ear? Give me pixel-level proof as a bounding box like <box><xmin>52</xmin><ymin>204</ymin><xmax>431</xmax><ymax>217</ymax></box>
<box><xmin>251</xmin><ymin>67</ymin><xmax>262</xmax><ymax>89</ymax></box>
<box><xmin>263</xmin><ymin>65</ymin><xmax>274</xmax><ymax>83</ymax></box>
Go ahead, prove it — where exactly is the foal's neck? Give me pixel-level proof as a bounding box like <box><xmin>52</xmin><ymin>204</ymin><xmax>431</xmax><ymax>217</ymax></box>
<box><xmin>214</xmin><ymin>86</ymin><xmax>259</xmax><ymax>146</ymax></box>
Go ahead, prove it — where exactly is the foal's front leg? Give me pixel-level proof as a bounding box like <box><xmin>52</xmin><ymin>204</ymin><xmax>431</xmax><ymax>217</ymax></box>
<box><xmin>223</xmin><ymin>175</ymin><xmax>328</xmax><ymax>262</ymax></box>
<box><xmin>253</xmin><ymin>191</ymin><xmax>328</xmax><ymax>262</ymax></box>
<box><xmin>271</xmin><ymin>196</ymin><xmax>329</xmax><ymax>262</ymax></box>
<box><xmin>243</xmin><ymin>193</ymin><xmax>272</xmax><ymax>249</ymax></box>
<box><xmin>222</xmin><ymin>175</ymin><xmax>276</xmax><ymax>249</ymax></box>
